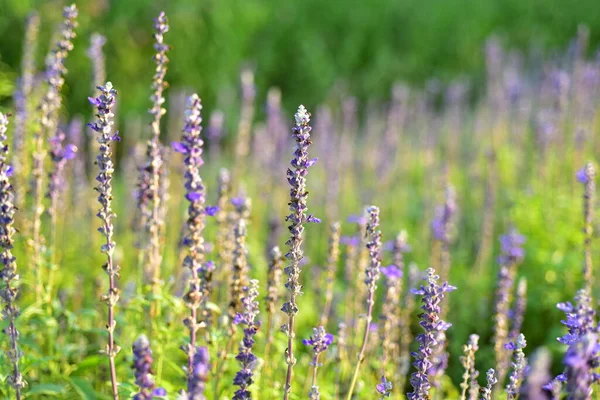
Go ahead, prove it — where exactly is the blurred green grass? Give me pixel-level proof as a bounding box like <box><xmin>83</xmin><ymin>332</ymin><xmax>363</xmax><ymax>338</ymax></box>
<box><xmin>1</xmin><ymin>0</ymin><xmax>600</xmax><ymax>118</ymax></box>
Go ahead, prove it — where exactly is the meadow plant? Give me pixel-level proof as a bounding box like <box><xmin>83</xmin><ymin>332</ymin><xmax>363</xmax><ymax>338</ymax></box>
<box><xmin>89</xmin><ymin>81</ymin><xmax>121</xmax><ymax>399</ymax></box>
<box><xmin>232</xmin><ymin>280</ymin><xmax>260</xmax><ymax>400</ymax></box>
<box><xmin>346</xmin><ymin>205</ymin><xmax>383</xmax><ymax>400</ymax></box>
<box><xmin>407</xmin><ymin>268</ymin><xmax>456</xmax><ymax>400</ymax></box>
<box><xmin>173</xmin><ymin>94</ymin><xmax>208</xmax><ymax>393</ymax></box>
<box><xmin>281</xmin><ymin>105</ymin><xmax>318</xmax><ymax>399</ymax></box>
<box><xmin>0</xmin><ymin>113</ymin><xmax>26</xmax><ymax>399</ymax></box>
<box><xmin>303</xmin><ymin>326</ymin><xmax>334</xmax><ymax>400</ymax></box>
<box><xmin>31</xmin><ymin>4</ymin><xmax>77</xmax><ymax>301</ymax></box>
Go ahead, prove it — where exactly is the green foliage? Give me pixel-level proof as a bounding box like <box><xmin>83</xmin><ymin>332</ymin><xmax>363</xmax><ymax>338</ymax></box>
<box><xmin>1</xmin><ymin>0</ymin><xmax>600</xmax><ymax>118</ymax></box>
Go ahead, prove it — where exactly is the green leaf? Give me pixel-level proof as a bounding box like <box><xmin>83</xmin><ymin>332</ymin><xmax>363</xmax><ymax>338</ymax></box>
<box><xmin>24</xmin><ymin>383</ymin><xmax>68</xmax><ymax>397</ymax></box>
<box><xmin>68</xmin><ymin>377</ymin><xmax>101</xmax><ymax>400</ymax></box>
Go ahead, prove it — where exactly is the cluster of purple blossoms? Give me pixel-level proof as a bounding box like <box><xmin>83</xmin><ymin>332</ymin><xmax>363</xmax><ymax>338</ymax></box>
<box><xmin>281</xmin><ymin>105</ymin><xmax>319</xmax><ymax>397</ymax></box>
<box><xmin>132</xmin><ymin>335</ymin><xmax>166</xmax><ymax>399</ymax></box>
<box><xmin>185</xmin><ymin>346</ymin><xmax>210</xmax><ymax>400</ymax></box>
<box><xmin>88</xmin><ymin>82</ymin><xmax>121</xmax><ymax>398</ymax></box>
<box><xmin>173</xmin><ymin>94</ymin><xmax>209</xmax><ymax>392</ymax></box>
<box><xmin>303</xmin><ymin>326</ymin><xmax>334</xmax><ymax>358</ymax></box>
<box><xmin>303</xmin><ymin>326</ymin><xmax>333</xmax><ymax>400</ymax></box>
<box><xmin>376</xmin><ymin>376</ymin><xmax>393</xmax><ymax>398</ymax></box>
<box><xmin>564</xmin><ymin>333</ymin><xmax>600</xmax><ymax>399</ymax></box>
<box><xmin>497</xmin><ymin>228</ymin><xmax>526</xmax><ymax>266</ymax></box>
<box><xmin>505</xmin><ymin>333</ymin><xmax>527</xmax><ymax>400</ymax></box>
<box><xmin>407</xmin><ymin>268</ymin><xmax>456</xmax><ymax>400</ymax></box>
<box><xmin>0</xmin><ymin>113</ymin><xmax>26</xmax><ymax>397</ymax></box>
<box><xmin>480</xmin><ymin>369</ymin><xmax>498</xmax><ymax>400</ymax></box>
<box><xmin>233</xmin><ymin>280</ymin><xmax>260</xmax><ymax>400</ymax></box>
<box><xmin>493</xmin><ymin>228</ymin><xmax>525</xmax><ymax>384</ymax></box>
<box><xmin>557</xmin><ymin>289</ymin><xmax>596</xmax><ymax>345</ymax></box>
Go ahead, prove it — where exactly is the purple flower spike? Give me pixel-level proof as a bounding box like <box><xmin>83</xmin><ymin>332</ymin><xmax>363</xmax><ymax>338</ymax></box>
<box><xmin>233</xmin><ymin>280</ymin><xmax>260</xmax><ymax>400</ymax></box>
<box><xmin>188</xmin><ymin>346</ymin><xmax>209</xmax><ymax>399</ymax></box>
<box><xmin>407</xmin><ymin>268</ymin><xmax>455</xmax><ymax>400</ymax></box>
<box><xmin>132</xmin><ymin>335</ymin><xmax>159</xmax><ymax>400</ymax></box>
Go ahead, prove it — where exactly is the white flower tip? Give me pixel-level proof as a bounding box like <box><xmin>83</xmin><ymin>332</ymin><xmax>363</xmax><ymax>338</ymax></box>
<box><xmin>295</xmin><ymin>105</ymin><xmax>310</xmax><ymax>125</ymax></box>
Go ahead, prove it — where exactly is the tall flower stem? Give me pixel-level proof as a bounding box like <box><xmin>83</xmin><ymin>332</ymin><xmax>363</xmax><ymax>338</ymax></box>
<box><xmin>282</xmin><ymin>105</ymin><xmax>318</xmax><ymax>400</ymax></box>
<box><xmin>172</xmin><ymin>94</ymin><xmax>207</xmax><ymax>394</ymax></box>
<box><xmin>148</xmin><ymin>12</ymin><xmax>170</xmax><ymax>319</ymax></box>
<box><xmin>346</xmin><ymin>206</ymin><xmax>382</xmax><ymax>400</ymax></box>
<box><xmin>31</xmin><ymin>4</ymin><xmax>77</xmax><ymax>303</ymax></box>
<box><xmin>0</xmin><ymin>113</ymin><xmax>26</xmax><ymax>399</ymax></box>
<box><xmin>89</xmin><ymin>82</ymin><xmax>120</xmax><ymax>399</ymax></box>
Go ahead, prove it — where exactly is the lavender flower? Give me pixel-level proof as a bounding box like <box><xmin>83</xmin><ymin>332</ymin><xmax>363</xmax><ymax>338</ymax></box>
<box><xmin>346</xmin><ymin>206</ymin><xmax>383</xmax><ymax>400</ymax></box>
<box><xmin>304</xmin><ymin>326</ymin><xmax>334</xmax><ymax>400</ymax></box>
<box><xmin>89</xmin><ymin>82</ymin><xmax>121</xmax><ymax>399</ymax></box>
<box><xmin>460</xmin><ymin>334</ymin><xmax>480</xmax><ymax>400</ymax></box>
<box><xmin>174</xmin><ymin>94</ymin><xmax>209</xmax><ymax>393</ymax></box>
<box><xmin>407</xmin><ymin>268</ymin><xmax>456</xmax><ymax>400</ymax></box>
<box><xmin>557</xmin><ymin>289</ymin><xmax>596</xmax><ymax>345</ymax></box>
<box><xmin>480</xmin><ymin>369</ymin><xmax>498</xmax><ymax>400</ymax></box>
<box><xmin>381</xmin><ymin>230</ymin><xmax>409</xmax><ymax>377</ymax></box>
<box><xmin>506</xmin><ymin>333</ymin><xmax>528</xmax><ymax>400</ymax></box>
<box><xmin>493</xmin><ymin>228</ymin><xmax>525</xmax><ymax>386</ymax></box>
<box><xmin>31</xmin><ymin>3</ymin><xmax>77</xmax><ymax>302</ymax></box>
<box><xmin>230</xmin><ymin>219</ymin><xmax>249</xmax><ymax>332</ymax></box>
<box><xmin>399</xmin><ymin>264</ymin><xmax>420</xmax><ymax>390</ymax></box>
<box><xmin>233</xmin><ymin>280</ymin><xmax>260</xmax><ymax>400</ymax></box>
<box><xmin>186</xmin><ymin>346</ymin><xmax>209</xmax><ymax>400</ymax></box>
<box><xmin>132</xmin><ymin>335</ymin><xmax>166</xmax><ymax>399</ymax></box>
<box><xmin>144</xmin><ymin>11</ymin><xmax>170</xmax><ymax>298</ymax></box>
<box><xmin>578</xmin><ymin>162</ymin><xmax>595</xmax><ymax>293</ymax></box>
<box><xmin>0</xmin><ymin>114</ymin><xmax>26</xmax><ymax>399</ymax></box>
<box><xmin>281</xmin><ymin>105</ymin><xmax>318</xmax><ymax>399</ymax></box>
<box><xmin>564</xmin><ymin>334</ymin><xmax>599</xmax><ymax>400</ymax></box>
<box><xmin>376</xmin><ymin>376</ymin><xmax>393</xmax><ymax>398</ymax></box>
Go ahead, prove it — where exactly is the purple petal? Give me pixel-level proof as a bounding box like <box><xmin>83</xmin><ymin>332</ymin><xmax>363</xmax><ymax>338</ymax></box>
<box><xmin>306</xmin><ymin>215</ymin><xmax>321</xmax><ymax>223</ymax></box>
<box><xmin>576</xmin><ymin>168</ymin><xmax>588</xmax><ymax>184</ymax></box>
<box><xmin>6</xmin><ymin>165</ymin><xmax>13</xmax><ymax>177</ymax></box>
<box><xmin>172</xmin><ymin>141</ymin><xmax>188</xmax><ymax>154</ymax></box>
<box><xmin>153</xmin><ymin>387</ymin><xmax>167</xmax><ymax>396</ymax></box>
<box><xmin>64</xmin><ymin>144</ymin><xmax>78</xmax><ymax>160</ymax></box>
<box><xmin>206</xmin><ymin>205</ymin><xmax>220</xmax><ymax>216</ymax></box>
<box><xmin>186</xmin><ymin>192</ymin><xmax>203</xmax><ymax>202</ymax></box>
